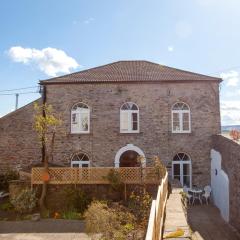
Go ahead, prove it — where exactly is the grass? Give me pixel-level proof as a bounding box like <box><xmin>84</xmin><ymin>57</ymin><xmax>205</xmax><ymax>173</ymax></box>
<box><xmin>0</xmin><ymin>201</ymin><xmax>14</xmax><ymax>211</ymax></box>
<box><xmin>61</xmin><ymin>210</ymin><xmax>83</xmax><ymax>220</ymax></box>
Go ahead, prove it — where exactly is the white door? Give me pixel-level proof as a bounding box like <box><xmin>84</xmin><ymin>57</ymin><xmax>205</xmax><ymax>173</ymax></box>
<box><xmin>172</xmin><ymin>153</ymin><xmax>192</xmax><ymax>188</ymax></box>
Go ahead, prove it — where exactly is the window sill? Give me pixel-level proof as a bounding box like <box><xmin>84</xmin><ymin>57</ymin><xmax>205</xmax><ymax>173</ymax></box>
<box><xmin>69</xmin><ymin>132</ymin><xmax>92</xmax><ymax>136</ymax></box>
<box><xmin>171</xmin><ymin>131</ymin><xmax>192</xmax><ymax>135</ymax></box>
<box><xmin>172</xmin><ymin>131</ymin><xmax>191</xmax><ymax>134</ymax></box>
<box><xmin>118</xmin><ymin>132</ymin><xmax>143</xmax><ymax>135</ymax></box>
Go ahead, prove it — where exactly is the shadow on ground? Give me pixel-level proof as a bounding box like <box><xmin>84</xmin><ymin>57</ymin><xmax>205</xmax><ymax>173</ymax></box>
<box><xmin>187</xmin><ymin>204</ymin><xmax>240</xmax><ymax>240</ymax></box>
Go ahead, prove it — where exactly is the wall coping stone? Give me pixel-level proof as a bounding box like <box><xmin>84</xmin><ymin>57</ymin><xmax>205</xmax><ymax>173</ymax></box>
<box><xmin>163</xmin><ymin>185</ymin><xmax>191</xmax><ymax>239</ymax></box>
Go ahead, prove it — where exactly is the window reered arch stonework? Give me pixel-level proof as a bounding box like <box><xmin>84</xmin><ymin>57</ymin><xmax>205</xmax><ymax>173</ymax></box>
<box><xmin>173</xmin><ymin>152</ymin><xmax>191</xmax><ymax>161</ymax></box>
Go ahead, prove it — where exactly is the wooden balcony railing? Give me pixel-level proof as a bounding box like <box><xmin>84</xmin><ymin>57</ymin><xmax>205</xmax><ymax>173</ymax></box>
<box><xmin>31</xmin><ymin>167</ymin><xmax>162</xmax><ymax>185</ymax></box>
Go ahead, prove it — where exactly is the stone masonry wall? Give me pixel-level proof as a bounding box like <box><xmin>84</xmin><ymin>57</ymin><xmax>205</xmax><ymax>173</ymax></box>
<box><xmin>0</xmin><ymin>99</ymin><xmax>42</xmax><ymax>173</ymax></box>
<box><xmin>45</xmin><ymin>81</ymin><xmax>221</xmax><ymax>187</ymax></box>
<box><xmin>212</xmin><ymin>135</ymin><xmax>240</xmax><ymax>231</ymax></box>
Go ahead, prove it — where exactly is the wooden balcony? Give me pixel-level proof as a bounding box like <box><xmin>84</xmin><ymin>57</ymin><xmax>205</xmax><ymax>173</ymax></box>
<box><xmin>31</xmin><ymin>167</ymin><xmax>161</xmax><ymax>185</ymax></box>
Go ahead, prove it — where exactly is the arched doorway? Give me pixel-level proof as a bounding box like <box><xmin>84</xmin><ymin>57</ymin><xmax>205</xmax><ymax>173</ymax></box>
<box><xmin>119</xmin><ymin>150</ymin><xmax>140</xmax><ymax>167</ymax></box>
<box><xmin>114</xmin><ymin>144</ymin><xmax>145</xmax><ymax>167</ymax></box>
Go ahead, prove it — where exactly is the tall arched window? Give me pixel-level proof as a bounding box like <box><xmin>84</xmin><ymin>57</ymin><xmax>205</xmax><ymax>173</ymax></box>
<box><xmin>71</xmin><ymin>102</ymin><xmax>90</xmax><ymax>133</ymax></box>
<box><xmin>172</xmin><ymin>152</ymin><xmax>192</xmax><ymax>188</ymax></box>
<box><xmin>71</xmin><ymin>152</ymin><xmax>90</xmax><ymax>168</ymax></box>
<box><xmin>172</xmin><ymin>102</ymin><xmax>191</xmax><ymax>133</ymax></box>
<box><xmin>120</xmin><ymin>102</ymin><xmax>139</xmax><ymax>133</ymax></box>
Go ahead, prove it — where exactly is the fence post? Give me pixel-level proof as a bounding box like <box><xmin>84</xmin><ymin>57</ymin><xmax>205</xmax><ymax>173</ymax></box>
<box><xmin>124</xmin><ymin>183</ymin><xmax>127</xmax><ymax>201</ymax></box>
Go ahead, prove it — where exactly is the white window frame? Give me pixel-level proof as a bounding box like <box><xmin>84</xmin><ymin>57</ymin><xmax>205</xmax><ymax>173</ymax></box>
<box><xmin>172</xmin><ymin>153</ymin><xmax>192</xmax><ymax>188</ymax></box>
<box><xmin>120</xmin><ymin>102</ymin><xmax>139</xmax><ymax>133</ymax></box>
<box><xmin>172</xmin><ymin>102</ymin><xmax>191</xmax><ymax>133</ymax></box>
<box><xmin>71</xmin><ymin>102</ymin><xmax>90</xmax><ymax>134</ymax></box>
<box><xmin>70</xmin><ymin>152</ymin><xmax>90</xmax><ymax>168</ymax></box>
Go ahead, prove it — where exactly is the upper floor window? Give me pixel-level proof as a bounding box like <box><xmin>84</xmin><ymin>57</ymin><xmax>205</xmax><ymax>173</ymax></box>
<box><xmin>172</xmin><ymin>102</ymin><xmax>191</xmax><ymax>133</ymax></box>
<box><xmin>120</xmin><ymin>102</ymin><xmax>139</xmax><ymax>133</ymax></box>
<box><xmin>71</xmin><ymin>102</ymin><xmax>90</xmax><ymax>134</ymax></box>
<box><xmin>71</xmin><ymin>152</ymin><xmax>90</xmax><ymax>168</ymax></box>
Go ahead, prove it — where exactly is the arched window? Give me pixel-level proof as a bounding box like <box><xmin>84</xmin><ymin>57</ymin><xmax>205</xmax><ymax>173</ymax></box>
<box><xmin>71</xmin><ymin>102</ymin><xmax>90</xmax><ymax>133</ymax></box>
<box><xmin>172</xmin><ymin>153</ymin><xmax>192</xmax><ymax>188</ymax></box>
<box><xmin>120</xmin><ymin>102</ymin><xmax>139</xmax><ymax>133</ymax></box>
<box><xmin>71</xmin><ymin>152</ymin><xmax>90</xmax><ymax>168</ymax></box>
<box><xmin>172</xmin><ymin>102</ymin><xmax>191</xmax><ymax>133</ymax></box>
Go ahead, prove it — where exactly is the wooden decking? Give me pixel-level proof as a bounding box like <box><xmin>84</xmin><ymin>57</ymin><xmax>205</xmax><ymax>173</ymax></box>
<box><xmin>31</xmin><ymin>167</ymin><xmax>161</xmax><ymax>185</ymax></box>
<box><xmin>188</xmin><ymin>204</ymin><xmax>240</xmax><ymax>240</ymax></box>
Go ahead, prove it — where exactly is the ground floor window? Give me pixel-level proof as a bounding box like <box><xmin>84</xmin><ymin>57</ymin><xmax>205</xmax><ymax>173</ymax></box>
<box><xmin>172</xmin><ymin>152</ymin><xmax>192</xmax><ymax>188</ymax></box>
<box><xmin>71</xmin><ymin>152</ymin><xmax>90</xmax><ymax>168</ymax></box>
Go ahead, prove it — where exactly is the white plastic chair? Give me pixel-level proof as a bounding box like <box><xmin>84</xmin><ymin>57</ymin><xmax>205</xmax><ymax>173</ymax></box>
<box><xmin>202</xmin><ymin>185</ymin><xmax>211</xmax><ymax>204</ymax></box>
<box><xmin>183</xmin><ymin>186</ymin><xmax>192</xmax><ymax>205</ymax></box>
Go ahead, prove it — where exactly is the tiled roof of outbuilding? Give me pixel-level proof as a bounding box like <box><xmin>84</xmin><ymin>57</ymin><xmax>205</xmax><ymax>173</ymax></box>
<box><xmin>40</xmin><ymin>60</ymin><xmax>222</xmax><ymax>84</ymax></box>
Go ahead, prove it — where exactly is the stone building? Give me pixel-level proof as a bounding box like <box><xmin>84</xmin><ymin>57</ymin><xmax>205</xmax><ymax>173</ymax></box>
<box><xmin>0</xmin><ymin>61</ymin><xmax>222</xmax><ymax>187</ymax></box>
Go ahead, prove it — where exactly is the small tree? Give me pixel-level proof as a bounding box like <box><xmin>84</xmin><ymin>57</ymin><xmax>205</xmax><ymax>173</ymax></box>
<box><xmin>230</xmin><ymin>129</ymin><xmax>240</xmax><ymax>141</ymax></box>
<box><xmin>153</xmin><ymin>156</ymin><xmax>166</xmax><ymax>181</ymax></box>
<box><xmin>34</xmin><ymin>103</ymin><xmax>62</xmax><ymax>211</ymax></box>
<box><xmin>137</xmin><ymin>155</ymin><xmax>146</xmax><ymax>192</ymax></box>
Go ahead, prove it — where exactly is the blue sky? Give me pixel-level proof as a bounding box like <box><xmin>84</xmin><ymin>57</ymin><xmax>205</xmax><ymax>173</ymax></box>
<box><xmin>0</xmin><ymin>0</ymin><xmax>240</xmax><ymax>125</ymax></box>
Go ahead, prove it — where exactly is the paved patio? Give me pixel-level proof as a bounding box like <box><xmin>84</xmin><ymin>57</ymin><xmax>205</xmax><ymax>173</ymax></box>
<box><xmin>187</xmin><ymin>204</ymin><xmax>240</xmax><ymax>240</ymax></box>
<box><xmin>0</xmin><ymin>219</ymin><xmax>97</xmax><ymax>240</ymax></box>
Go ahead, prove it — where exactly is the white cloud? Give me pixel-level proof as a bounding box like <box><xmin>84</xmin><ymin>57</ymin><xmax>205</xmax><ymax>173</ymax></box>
<box><xmin>196</xmin><ymin>0</ymin><xmax>238</xmax><ymax>7</ymax></box>
<box><xmin>224</xmin><ymin>88</ymin><xmax>240</xmax><ymax>97</ymax></box>
<box><xmin>175</xmin><ymin>21</ymin><xmax>192</xmax><ymax>39</ymax></box>
<box><xmin>220</xmin><ymin>70</ymin><xmax>239</xmax><ymax>86</ymax></box>
<box><xmin>196</xmin><ymin>0</ymin><xmax>219</xmax><ymax>6</ymax></box>
<box><xmin>83</xmin><ymin>17</ymin><xmax>95</xmax><ymax>24</ymax></box>
<box><xmin>221</xmin><ymin>101</ymin><xmax>240</xmax><ymax>125</ymax></box>
<box><xmin>8</xmin><ymin>46</ymin><xmax>80</xmax><ymax>77</ymax></box>
<box><xmin>168</xmin><ymin>46</ymin><xmax>174</xmax><ymax>52</ymax></box>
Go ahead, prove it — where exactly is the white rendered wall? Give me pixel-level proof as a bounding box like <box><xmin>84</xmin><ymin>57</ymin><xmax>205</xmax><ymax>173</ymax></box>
<box><xmin>211</xmin><ymin>149</ymin><xmax>229</xmax><ymax>222</ymax></box>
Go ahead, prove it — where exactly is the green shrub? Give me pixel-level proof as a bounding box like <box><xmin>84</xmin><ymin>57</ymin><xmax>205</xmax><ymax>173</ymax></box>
<box><xmin>0</xmin><ymin>201</ymin><xmax>14</xmax><ymax>211</ymax></box>
<box><xmin>85</xmin><ymin>201</ymin><xmax>136</xmax><ymax>240</ymax></box>
<box><xmin>128</xmin><ymin>190</ymin><xmax>152</xmax><ymax>227</ymax></box>
<box><xmin>62</xmin><ymin>187</ymin><xmax>91</xmax><ymax>214</ymax></box>
<box><xmin>11</xmin><ymin>188</ymin><xmax>37</xmax><ymax>214</ymax></box>
<box><xmin>62</xmin><ymin>210</ymin><xmax>83</xmax><ymax>220</ymax></box>
<box><xmin>0</xmin><ymin>171</ymin><xmax>19</xmax><ymax>191</ymax></box>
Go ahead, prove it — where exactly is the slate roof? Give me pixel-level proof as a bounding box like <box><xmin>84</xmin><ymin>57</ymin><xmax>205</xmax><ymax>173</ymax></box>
<box><xmin>40</xmin><ymin>60</ymin><xmax>222</xmax><ymax>84</ymax></box>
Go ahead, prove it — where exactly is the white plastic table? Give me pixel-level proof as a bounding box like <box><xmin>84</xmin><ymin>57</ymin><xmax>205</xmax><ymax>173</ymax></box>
<box><xmin>190</xmin><ymin>189</ymin><xmax>203</xmax><ymax>205</ymax></box>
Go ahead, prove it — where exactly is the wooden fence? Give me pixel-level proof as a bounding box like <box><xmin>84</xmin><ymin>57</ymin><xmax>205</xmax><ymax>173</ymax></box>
<box><xmin>145</xmin><ymin>172</ymin><xmax>168</xmax><ymax>240</ymax></box>
<box><xmin>31</xmin><ymin>167</ymin><xmax>161</xmax><ymax>185</ymax></box>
